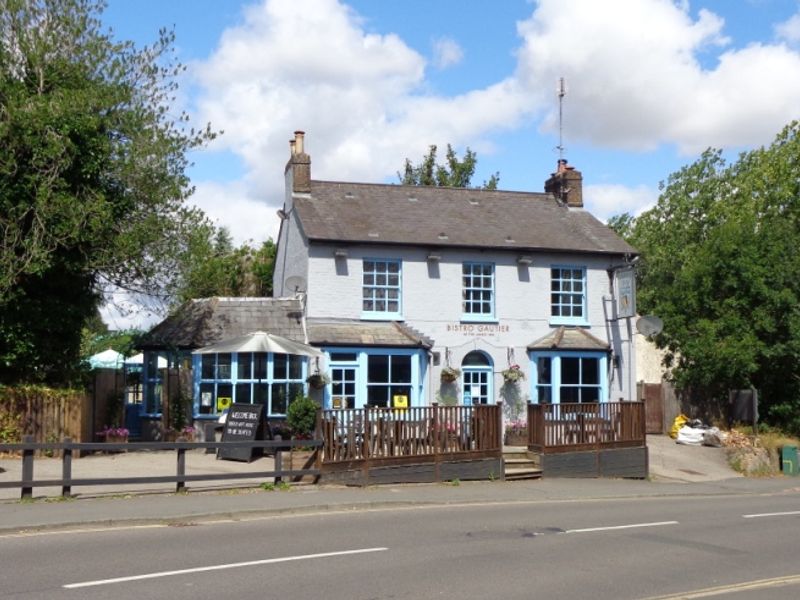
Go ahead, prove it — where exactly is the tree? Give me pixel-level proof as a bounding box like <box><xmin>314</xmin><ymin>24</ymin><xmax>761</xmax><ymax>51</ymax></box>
<box><xmin>618</xmin><ymin>122</ymin><xmax>800</xmax><ymax>433</ymax></box>
<box><xmin>169</xmin><ymin>226</ymin><xmax>276</xmax><ymax>306</ymax></box>
<box><xmin>398</xmin><ymin>144</ymin><xmax>500</xmax><ymax>189</ymax></box>
<box><xmin>0</xmin><ymin>0</ymin><xmax>216</xmax><ymax>384</ymax></box>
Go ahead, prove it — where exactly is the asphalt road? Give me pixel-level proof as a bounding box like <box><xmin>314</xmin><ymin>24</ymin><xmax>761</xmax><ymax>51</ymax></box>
<box><xmin>2</xmin><ymin>490</ymin><xmax>799</xmax><ymax>599</ymax></box>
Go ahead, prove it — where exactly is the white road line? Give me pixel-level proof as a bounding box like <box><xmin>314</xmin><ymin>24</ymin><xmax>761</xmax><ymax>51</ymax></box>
<box><xmin>565</xmin><ymin>520</ymin><xmax>679</xmax><ymax>534</ymax></box>
<box><xmin>0</xmin><ymin>524</ymin><xmax>166</xmax><ymax>539</ymax></box>
<box><xmin>641</xmin><ymin>573</ymin><xmax>800</xmax><ymax>599</ymax></box>
<box><xmin>63</xmin><ymin>547</ymin><xmax>387</xmax><ymax>589</ymax></box>
<box><xmin>743</xmin><ymin>510</ymin><xmax>800</xmax><ymax>519</ymax></box>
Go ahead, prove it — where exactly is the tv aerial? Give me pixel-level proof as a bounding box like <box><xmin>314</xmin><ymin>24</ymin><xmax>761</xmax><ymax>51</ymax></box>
<box><xmin>636</xmin><ymin>315</ymin><xmax>663</xmax><ymax>338</ymax></box>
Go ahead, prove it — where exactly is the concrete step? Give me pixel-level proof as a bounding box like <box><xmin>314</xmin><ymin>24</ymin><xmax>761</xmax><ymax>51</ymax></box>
<box><xmin>503</xmin><ymin>449</ymin><xmax>542</xmax><ymax>480</ymax></box>
<box><xmin>505</xmin><ymin>467</ymin><xmax>543</xmax><ymax>480</ymax></box>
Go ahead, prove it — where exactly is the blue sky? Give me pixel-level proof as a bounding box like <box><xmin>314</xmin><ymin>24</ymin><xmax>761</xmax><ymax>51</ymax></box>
<box><xmin>99</xmin><ymin>0</ymin><xmax>800</xmax><ymax>326</ymax></box>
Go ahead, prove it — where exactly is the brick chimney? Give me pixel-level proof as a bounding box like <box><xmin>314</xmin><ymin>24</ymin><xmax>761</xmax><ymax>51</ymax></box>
<box><xmin>285</xmin><ymin>130</ymin><xmax>311</xmax><ymax>193</ymax></box>
<box><xmin>544</xmin><ymin>159</ymin><xmax>583</xmax><ymax>208</ymax></box>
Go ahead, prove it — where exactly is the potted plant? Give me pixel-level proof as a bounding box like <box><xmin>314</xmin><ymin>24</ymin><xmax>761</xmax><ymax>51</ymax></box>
<box><xmin>501</xmin><ymin>364</ymin><xmax>525</xmax><ymax>384</ymax></box>
<box><xmin>440</xmin><ymin>366</ymin><xmax>461</xmax><ymax>383</ymax></box>
<box><xmin>306</xmin><ymin>371</ymin><xmax>331</xmax><ymax>390</ymax></box>
<box><xmin>99</xmin><ymin>426</ymin><xmax>129</xmax><ymax>444</ymax></box>
<box><xmin>504</xmin><ymin>419</ymin><xmax>528</xmax><ymax>446</ymax></box>
<box><xmin>286</xmin><ymin>394</ymin><xmax>320</xmax><ymax>481</ymax></box>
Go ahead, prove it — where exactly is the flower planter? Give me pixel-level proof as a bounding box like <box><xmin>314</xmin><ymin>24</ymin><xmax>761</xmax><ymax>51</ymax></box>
<box><xmin>289</xmin><ymin>448</ymin><xmax>317</xmax><ymax>483</ymax></box>
<box><xmin>504</xmin><ymin>431</ymin><xmax>528</xmax><ymax>446</ymax></box>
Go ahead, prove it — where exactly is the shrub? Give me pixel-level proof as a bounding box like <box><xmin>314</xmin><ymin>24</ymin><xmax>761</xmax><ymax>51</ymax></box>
<box><xmin>286</xmin><ymin>394</ymin><xmax>318</xmax><ymax>438</ymax></box>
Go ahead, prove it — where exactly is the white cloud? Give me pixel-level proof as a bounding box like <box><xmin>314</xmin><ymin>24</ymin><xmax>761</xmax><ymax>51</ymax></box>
<box><xmin>775</xmin><ymin>11</ymin><xmax>800</xmax><ymax>43</ymax></box>
<box><xmin>585</xmin><ymin>183</ymin><xmax>657</xmax><ymax>222</ymax></box>
<box><xmin>431</xmin><ymin>36</ymin><xmax>463</xmax><ymax>69</ymax></box>
<box><xmin>186</xmin><ymin>0</ymin><xmax>800</xmax><ymax>246</ymax></box>
<box><xmin>190</xmin><ymin>179</ymin><xmax>278</xmax><ymax>244</ymax></box>
<box><xmin>190</xmin><ymin>0</ymin><xmax>532</xmax><ymax>243</ymax></box>
<box><xmin>515</xmin><ymin>0</ymin><xmax>800</xmax><ymax>154</ymax></box>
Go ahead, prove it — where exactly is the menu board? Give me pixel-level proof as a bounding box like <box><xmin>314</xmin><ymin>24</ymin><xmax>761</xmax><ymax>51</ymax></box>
<box><xmin>218</xmin><ymin>403</ymin><xmax>264</xmax><ymax>462</ymax></box>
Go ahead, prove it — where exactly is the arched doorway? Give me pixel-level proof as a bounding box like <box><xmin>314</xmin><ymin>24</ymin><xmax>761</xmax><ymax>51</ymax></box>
<box><xmin>461</xmin><ymin>351</ymin><xmax>494</xmax><ymax>405</ymax></box>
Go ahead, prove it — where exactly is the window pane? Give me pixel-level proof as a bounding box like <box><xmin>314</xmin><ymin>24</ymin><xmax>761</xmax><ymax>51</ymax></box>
<box><xmin>583</xmin><ymin>386</ymin><xmax>600</xmax><ymax>403</ymax></box>
<box><xmin>271</xmin><ymin>384</ymin><xmax>287</xmax><ymax>415</ymax></box>
<box><xmin>368</xmin><ymin>355</ymin><xmax>389</xmax><ymax>383</ymax></box>
<box><xmin>217</xmin><ymin>354</ymin><xmax>232</xmax><ymax>379</ymax></box>
<box><xmin>288</xmin><ymin>355</ymin><xmax>304</xmax><ymax>379</ymax></box>
<box><xmin>537</xmin><ymin>387</ymin><xmax>552</xmax><ymax>404</ymax></box>
<box><xmin>217</xmin><ymin>383</ymin><xmax>232</xmax><ymax>405</ymax></box>
<box><xmin>273</xmin><ymin>354</ymin><xmax>287</xmax><ymax>379</ymax></box>
<box><xmin>201</xmin><ymin>355</ymin><xmax>215</xmax><ymax>379</ymax></box>
<box><xmin>367</xmin><ymin>386</ymin><xmax>389</xmax><ymax>407</ymax></box>
<box><xmin>199</xmin><ymin>383</ymin><xmax>214</xmax><ymax>415</ymax></box>
<box><xmin>236</xmin><ymin>383</ymin><xmax>251</xmax><ymax>404</ymax></box>
<box><xmin>582</xmin><ymin>358</ymin><xmax>599</xmax><ymax>385</ymax></box>
<box><xmin>254</xmin><ymin>353</ymin><xmax>268</xmax><ymax>379</ymax></box>
<box><xmin>562</xmin><ymin>357</ymin><xmax>580</xmax><ymax>384</ymax></box>
<box><xmin>560</xmin><ymin>386</ymin><xmax>579</xmax><ymax>403</ymax></box>
<box><xmin>537</xmin><ymin>358</ymin><xmax>551</xmax><ymax>384</ymax></box>
<box><xmin>254</xmin><ymin>383</ymin><xmax>269</xmax><ymax>405</ymax></box>
<box><xmin>237</xmin><ymin>353</ymin><xmax>252</xmax><ymax>379</ymax></box>
<box><xmin>391</xmin><ymin>356</ymin><xmax>412</xmax><ymax>382</ymax></box>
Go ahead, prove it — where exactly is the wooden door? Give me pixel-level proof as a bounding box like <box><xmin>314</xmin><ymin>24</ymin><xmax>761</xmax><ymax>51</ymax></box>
<box><xmin>643</xmin><ymin>383</ymin><xmax>663</xmax><ymax>434</ymax></box>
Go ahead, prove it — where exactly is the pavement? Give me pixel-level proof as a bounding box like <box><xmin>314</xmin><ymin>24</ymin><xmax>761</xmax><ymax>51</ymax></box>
<box><xmin>1</xmin><ymin>435</ymin><xmax>797</xmax><ymax>535</ymax></box>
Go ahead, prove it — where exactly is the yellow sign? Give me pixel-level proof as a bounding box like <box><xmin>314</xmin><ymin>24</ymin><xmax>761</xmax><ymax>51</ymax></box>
<box><xmin>332</xmin><ymin>397</ymin><xmax>344</xmax><ymax>409</ymax></box>
<box><xmin>393</xmin><ymin>395</ymin><xmax>408</xmax><ymax>411</ymax></box>
<box><xmin>217</xmin><ymin>396</ymin><xmax>232</xmax><ymax>411</ymax></box>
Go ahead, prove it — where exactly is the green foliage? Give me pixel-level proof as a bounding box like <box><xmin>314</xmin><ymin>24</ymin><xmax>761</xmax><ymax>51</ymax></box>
<box><xmin>286</xmin><ymin>393</ymin><xmax>318</xmax><ymax>438</ymax></box>
<box><xmin>170</xmin><ymin>228</ymin><xmax>276</xmax><ymax>306</ymax></box>
<box><xmin>168</xmin><ymin>390</ymin><xmax>190</xmax><ymax>431</ymax></box>
<box><xmin>398</xmin><ymin>144</ymin><xmax>499</xmax><ymax>189</ymax></box>
<box><xmin>0</xmin><ymin>0</ymin><xmax>216</xmax><ymax>385</ymax></box>
<box><xmin>622</xmin><ymin>121</ymin><xmax>800</xmax><ymax>434</ymax></box>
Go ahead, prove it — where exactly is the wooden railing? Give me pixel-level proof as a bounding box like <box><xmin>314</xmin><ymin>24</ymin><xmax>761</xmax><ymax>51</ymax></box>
<box><xmin>320</xmin><ymin>404</ymin><xmax>502</xmax><ymax>466</ymax></box>
<box><xmin>528</xmin><ymin>401</ymin><xmax>646</xmax><ymax>454</ymax></box>
<box><xmin>0</xmin><ymin>437</ymin><xmax>322</xmax><ymax>499</ymax></box>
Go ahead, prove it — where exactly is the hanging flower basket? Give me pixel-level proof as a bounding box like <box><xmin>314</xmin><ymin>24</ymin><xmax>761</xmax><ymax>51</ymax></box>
<box><xmin>501</xmin><ymin>365</ymin><xmax>525</xmax><ymax>384</ymax></box>
<box><xmin>306</xmin><ymin>372</ymin><xmax>331</xmax><ymax>389</ymax></box>
<box><xmin>440</xmin><ymin>366</ymin><xmax>461</xmax><ymax>383</ymax></box>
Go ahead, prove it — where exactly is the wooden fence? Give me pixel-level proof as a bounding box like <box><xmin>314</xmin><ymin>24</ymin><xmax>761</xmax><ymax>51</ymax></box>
<box><xmin>0</xmin><ymin>386</ymin><xmax>89</xmax><ymax>448</ymax></box>
<box><xmin>528</xmin><ymin>401</ymin><xmax>646</xmax><ymax>454</ymax></box>
<box><xmin>319</xmin><ymin>404</ymin><xmax>503</xmax><ymax>483</ymax></box>
<box><xmin>0</xmin><ymin>437</ymin><xmax>322</xmax><ymax>499</ymax></box>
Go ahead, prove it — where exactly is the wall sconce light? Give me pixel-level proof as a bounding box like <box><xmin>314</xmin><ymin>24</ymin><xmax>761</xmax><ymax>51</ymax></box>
<box><xmin>516</xmin><ymin>255</ymin><xmax>533</xmax><ymax>265</ymax></box>
<box><xmin>276</xmin><ymin>209</ymin><xmax>287</xmax><ymax>220</ymax></box>
<box><xmin>427</xmin><ymin>252</ymin><xmax>442</xmax><ymax>262</ymax></box>
<box><xmin>334</xmin><ymin>248</ymin><xmax>348</xmax><ymax>258</ymax></box>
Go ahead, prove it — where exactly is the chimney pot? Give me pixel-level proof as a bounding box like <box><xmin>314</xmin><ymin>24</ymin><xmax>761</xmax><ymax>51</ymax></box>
<box><xmin>294</xmin><ymin>130</ymin><xmax>305</xmax><ymax>155</ymax></box>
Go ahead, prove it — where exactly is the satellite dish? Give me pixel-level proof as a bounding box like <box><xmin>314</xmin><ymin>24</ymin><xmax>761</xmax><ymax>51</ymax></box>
<box><xmin>284</xmin><ymin>276</ymin><xmax>307</xmax><ymax>294</ymax></box>
<box><xmin>636</xmin><ymin>315</ymin><xmax>663</xmax><ymax>338</ymax></box>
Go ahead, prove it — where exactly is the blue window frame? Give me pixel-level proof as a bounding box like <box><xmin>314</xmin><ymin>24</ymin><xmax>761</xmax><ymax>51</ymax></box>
<box><xmin>462</xmin><ymin>262</ymin><xmax>495</xmax><ymax>321</ymax></box>
<box><xmin>324</xmin><ymin>348</ymin><xmax>426</xmax><ymax>410</ymax></box>
<box><xmin>194</xmin><ymin>352</ymin><xmax>306</xmax><ymax>418</ymax></box>
<box><xmin>362</xmin><ymin>259</ymin><xmax>402</xmax><ymax>319</ymax></box>
<box><xmin>142</xmin><ymin>352</ymin><xmax>166</xmax><ymax>416</ymax></box>
<box><xmin>530</xmin><ymin>352</ymin><xmax>608</xmax><ymax>404</ymax></box>
<box><xmin>550</xmin><ymin>266</ymin><xmax>587</xmax><ymax>325</ymax></box>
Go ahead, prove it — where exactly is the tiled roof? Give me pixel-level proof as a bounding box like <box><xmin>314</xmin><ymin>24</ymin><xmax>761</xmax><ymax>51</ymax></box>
<box><xmin>139</xmin><ymin>297</ymin><xmax>305</xmax><ymax>350</ymax></box>
<box><xmin>293</xmin><ymin>181</ymin><xmax>637</xmax><ymax>256</ymax></box>
<box><xmin>527</xmin><ymin>326</ymin><xmax>611</xmax><ymax>351</ymax></box>
<box><xmin>307</xmin><ymin>319</ymin><xmax>433</xmax><ymax>348</ymax></box>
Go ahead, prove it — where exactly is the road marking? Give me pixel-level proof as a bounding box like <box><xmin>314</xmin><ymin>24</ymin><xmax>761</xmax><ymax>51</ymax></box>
<box><xmin>0</xmin><ymin>524</ymin><xmax>166</xmax><ymax>539</ymax></box>
<box><xmin>640</xmin><ymin>573</ymin><xmax>800</xmax><ymax>598</ymax></box>
<box><xmin>63</xmin><ymin>547</ymin><xmax>388</xmax><ymax>589</ymax></box>
<box><xmin>742</xmin><ymin>510</ymin><xmax>800</xmax><ymax>519</ymax></box>
<box><xmin>565</xmin><ymin>520</ymin><xmax>679</xmax><ymax>534</ymax></box>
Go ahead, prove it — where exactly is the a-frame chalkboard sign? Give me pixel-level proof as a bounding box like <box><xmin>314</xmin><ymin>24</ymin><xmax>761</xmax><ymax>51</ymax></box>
<box><xmin>218</xmin><ymin>403</ymin><xmax>265</xmax><ymax>462</ymax></box>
